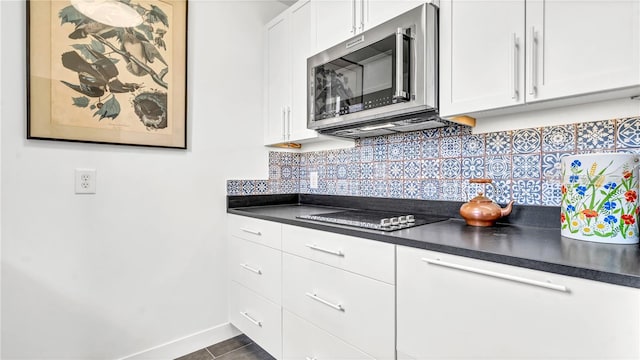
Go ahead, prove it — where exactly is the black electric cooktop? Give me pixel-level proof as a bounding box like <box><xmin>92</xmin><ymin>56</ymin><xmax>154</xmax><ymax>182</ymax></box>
<box><xmin>297</xmin><ymin>209</ymin><xmax>448</xmax><ymax>232</ymax></box>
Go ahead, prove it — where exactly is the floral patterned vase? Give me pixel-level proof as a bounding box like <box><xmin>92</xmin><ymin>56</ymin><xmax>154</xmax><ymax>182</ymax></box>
<box><xmin>561</xmin><ymin>153</ymin><xmax>640</xmax><ymax>244</ymax></box>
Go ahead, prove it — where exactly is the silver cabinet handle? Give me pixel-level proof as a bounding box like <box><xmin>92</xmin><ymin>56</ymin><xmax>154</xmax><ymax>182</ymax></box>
<box><xmin>305</xmin><ymin>292</ymin><xmax>345</xmax><ymax>311</ymax></box>
<box><xmin>305</xmin><ymin>357</ymin><xmax>317</xmax><ymax>360</ymax></box>
<box><xmin>359</xmin><ymin>0</ymin><xmax>364</xmax><ymax>31</ymax></box>
<box><xmin>240</xmin><ymin>263</ymin><xmax>262</xmax><ymax>275</ymax></box>
<box><xmin>281</xmin><ymin>107</ymin><xmax>286</xmax><ymax>140</ymax></box>
<box><xmin>286</xmin><ymin>106</ymin><xmax>291</xmax><ymax>140</ymax></box>
<box><xmin>305</xmin><ymin>243</ymin><xmax>344</xmax><ymax>257</ymax></box>
<box><xmin>351</xmin><ymin>0</ymin><xmax>356</xmax><ymax>34</ymax></box>
<box><xmin>422</xmin><ymin>258</ymin><xmax>568</xmax><ymax>292</ymax></box>
<box><xmin>528</xmin><ymin>27</ymin><xmax>538</xmax><ymax>96</ymax></box>
<box><xmin>240</xmin><ymin>228</ymin><xmax>262</xmax><ymax>236</ymax></box>
<box><xmin>511</xmin><ymin>33</ymin><xmax>520</xmax><ymax>100</ymax></box>
<box><xmin>240</xmin><ymin>311</ymin><xmax>262</xmax><ymax>327</ymax></box>
<box><xmin>394</xmin><ymin>27</ymin><xmax>409</xmax><ymax>101</ymax></box>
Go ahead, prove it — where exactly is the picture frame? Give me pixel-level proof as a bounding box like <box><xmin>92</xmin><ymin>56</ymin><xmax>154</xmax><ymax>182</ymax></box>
<box><xmin>27</xmin><ymin>0</ymin><xmax>188</xmax><ymax>149</ymax></box>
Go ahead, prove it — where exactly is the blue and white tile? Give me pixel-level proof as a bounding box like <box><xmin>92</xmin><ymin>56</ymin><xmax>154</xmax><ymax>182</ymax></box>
<box><xmin>404</xmin><ymin>131</ymin><xmax>422</xmax><ymax>142</ymax></box>
<box><xmin>403</xmin><ymin>160</ymin><xmax>421</xmax><ymax>179</ymax></box>
<box><xmin>462</xmin><ymin>134</ymin><xmax>485</xmax><ymax>157</ymax></box>
<box><xmin>461</xmin><ymin>157</ymin><xmax>485</xmax><ymax>179</ymax></box>
<box><xmin>336</xmin><ymin>180</ymin><xmax>349</xmax><ymax>195</ymax></box>
<box><xmin>388</xmin><ymin>162</ymin><xmax>404</xmax><ymax>179</ymax></box>
<box><xmin>348</xmin><ymin>181</ymin><xmax>360</xmax><ymax>196</ymax></box>
<box><xmin>542</xmin><ymin>181</ymin><xmax>562</xmax><ymax>206</ymax></box>
<box><xmin>462</xmin><ymin>181</ymin><xmax>485</xmax><ymax>201</ymax></box>
<box><xmin>388</xmin><ymin>143</ymin><xmax>404</xmax><ymax>161</ymax></box>
<box><xmin>361</xmin><ymin>137</ymin><xmax>374</xmax><ymax>146</ymax></box>
<box><xmin>306</xmin><ymin>151</ymin><xmax>319</xmax><ymax>165</ymax></box>
<box><xmin>389</xmin><ymin>180</ymin><xmax>404</xmax><ymax>198</ymax></box>
<box><xmin>317</xmin><ymin>179</ymin><xmax>327</xmax><ymax>193</ymax></box>
<box><xmin>616</xmin><ymin>117</ymin><xmax>640</xmax><ymax>148</ymax></box>
<box><xmin>281</xmin><ymin>165</ymin><xmax>293</xmax><ymax>179</ymax></box>
<box><xmin>542</xmin><ymin>124</ymin><xmax>575</xmax><ymax>152</ymax></box>
<box><xmin>299</xmin><ymin>179</ymin><xmax>310</xmax><ymax>194</ymax></box>
<box><xmin>440</xmin><ymin>125</ymin><xmax>461</xmax><ymax>137</ymax></box>
<box><xmin>512</xmin><ymin>154</ymin><xmax>541</xmax><ymax>179</ymax></box>
<box><xmin>388</xmin><ymin>133</ymin><xmax>405</xmax><ymax>144</ymax></box>
<box><xmin>299</xmin><ymin>153</ymin><xmax>308</xmax><ymax>167</ymax></box>
<box><xmin>542</xmin><ymin>152</ymin><xmax>570</xmax><ymax>181</ymax></box>
<box><xmin>420</xmin><ymin>180</ymin><xmax>440</xmax><ymax>200</ymax></box>
<box><xmin>299</xmin><ymin>166</ymin><xmax>308</xmax><ymax>180</ymax></box>
<box><xmin>404</xmin><ymin>180</ymin><xmax>421</xmax><ymax>199</ymax></box>
<box><xmin>440</xmin><ymin>136</ymin><xmax>462</xmax><ymax>158</ymax></box>
<box><xmin>292</xmin><ymin>153</ymin><xmax>301</xmax><ymax>166</ymax></box>
<box><xmin>255</xmin><ymin>180</ymin><xmax>269</xmax><ymax>194</ymax></box>
<box><xmin>347</xmin><ymin>164</ymin><xmax>359</xmax><ymax>180</ymax></box>
<box><xmin>421</xmin><ymin>128</ymin><xmax>440</xmax><ymax>139</ymax></box>
<box><xmin>459</xmin><ymin>126</ymin><xmax>473</xmax><ymax>136</ymax></box>
<box><xmin>512</xmin><ymin>179</ymin><xmax>542</xmax><ymax>205</ymax></box>
<box><xmin>440</xmin><ymin>158</ymin><xmax>461</xmax><ymax>179</ymax></box>
<box><xmin>374</xmin><ymin>144</ymin><xmax>388</xmax><ymax>161</ymax></box>
<box><xmin>512</xmin><ymin>128</ymin><xmax>541</xmax><ymax>153</ymax></box>
<box><xmin>421</xmin><ymin>159</ymin><xmax>440</xmax><ymax>179</ymax></box>
<box><xmin>485</xmin><ymin>180</ymin><xmax>512</xmax><ymax>205</ymax></box>
<box><xmin>227</xmin><ymin>180</ymin><xmax>241</xmax><ymax>195</ymax></box>
<box><xmin>291</xmin><ymin>166</ymin><xmax>300</xmax><ymax>180</ymax></box>
<box><xmin>440</xmin><ymin>180</ymin><xmax>462</xmax><ymax>201</ymax></box>
<box><xmin>269</xmin><ymin>181</ymin><xmax>281</xmax><ymax>194</ymax></box>
<box><xmin>373</xmin><ymin>162</ymin><xmax>386</xmax><ymax>179</ymax></box>
<box><xmin>326</xmin><ymin>150</ymin><xmax>338</xmax><ymax>164</ymax></box>
<box><xmin>284</xmin><ymin>180</ymin><xmax>298</xmax><ymax>193</ymax></box>
<box><xmin>268</xmin><ymin>152</ymin><xmax>280</xmax><ymax>165</ymax></box>
<box><xmin>404</xmin><ymin>141</ymin><xmax>421</xmax><ymax>160</ymax></box>
<box><xmin>325</xmin><ymin>180</ymin><xmax>337</xmax><ymax>195</ymax></box>
<box><xmin>281</xmin><ymin>152</ymin><xmax>294</xmax><ymax>165</ymax></box>
<box><xmin>421</xmin><ymin>138</ymin><xmax>440</xmax><ymax>158</ymax></box>
<box><xmin>350</xmin><ymin>148</ymin><xmax>361</xmax><ymax>162</ymax></box>
<box><xmin>485</xmin><ymin>131</ymin><xmax>512</xmax><ymax>155</ymax></box>
<box><xmin>373</xmin><ymin>135</ymin><xmax>388</xmax><ymax>145</ymax></box>
<box><xmin>316</xmin><ymin>165</ymin><xmax>327</xmax><ymax>178</ymax></box>
<box><xmin>576</xmin><ymin>120</ymin><xmax>614</xmax><ymax>151</ymax></box>
<box><xmin>361</xmin><ymin>180</ymin><xmax>374</xmax><ymax>197</ymax></box>
<box><xmin>360</xmin><ymin>146</ymin><xmax>374</xmax><ymax>162</ymax></box>
<box><xmin>360</xmin><ymin>163</ymin><xmax>374</xmax><ymax>179</ymax></box>
<box><xmin>336</xmin><ymin>164</ymin><xmax>348</xmax><ymax>179</ymax></box>
<box><xmin>373</xmin><ymin>181</ymin><xmax>388</xmax><ymax>197</ymax></box>
<box><xmin>268</xmin><ymin>165</ymin><xmax>280</xmax><ymax>180</ymax></box>
<box><xmin>337</xmin><ymin>149</ymin><xmax>351</xmax><ymax>163</ymax></box>
<box><xmin>485</xmin><ymin>155</ymin><xmax>511</xmax><ymax>179</ymax></box>
<box><xmin>326</xmin><ymin>165</ymin><xmax>337</xmax><ymax>179</ymax></box>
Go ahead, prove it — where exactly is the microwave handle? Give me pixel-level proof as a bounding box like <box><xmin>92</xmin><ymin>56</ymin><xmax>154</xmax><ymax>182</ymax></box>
<box><xmin>394</xmin><ymin>28</ymin><xmax>409</xmax><ymax>101</ymax></box>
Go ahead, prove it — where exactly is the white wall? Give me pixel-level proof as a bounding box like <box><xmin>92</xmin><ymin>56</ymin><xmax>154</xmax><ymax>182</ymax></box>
<box><xmin>0</xmin><ymin>1</ymin><xmax>285</xmax><ymax>359</ymax></box>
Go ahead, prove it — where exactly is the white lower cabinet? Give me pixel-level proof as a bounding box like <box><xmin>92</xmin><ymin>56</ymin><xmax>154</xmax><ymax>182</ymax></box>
<box><xmin>229</xmin><ymin>237</ymin><xmax>282</xmax><ymax>304</ymax></box>
<box><xmin>282</xmin><ymin>252</ymin><xmax>395</xmax><ymax>360</ymax></box>
<box><xmin>229</xmin><ymin>281</ymin><xmax>282</xmax><ymax>359</ymax></box>
<box><xmin>396</xmin><ymin>245</ymin><xmax>640</xmax><ymax>360</ymax></box>
<box><xmin>282</xmin><ymin>309</ymin><xmax>375</xmax><ymax>360</ymax></box>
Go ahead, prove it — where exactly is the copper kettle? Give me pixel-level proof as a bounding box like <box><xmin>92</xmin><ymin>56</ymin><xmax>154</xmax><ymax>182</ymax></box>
<box><xmin>460</xmin><ymin>178</ymin><xmax>514</xmax><ymax>227</ymax></box>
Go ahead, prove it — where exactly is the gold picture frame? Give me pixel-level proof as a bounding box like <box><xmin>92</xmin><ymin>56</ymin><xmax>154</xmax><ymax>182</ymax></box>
<box><xmin>27</xmin><ymin>0</ymin><xmax>187</xmax><ymax>148</ymax></box>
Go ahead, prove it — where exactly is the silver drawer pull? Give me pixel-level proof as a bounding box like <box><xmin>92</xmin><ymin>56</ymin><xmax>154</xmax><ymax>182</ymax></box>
<box><xmin>305</xmin><ymin>243</ymin><xmax>344</xmax><ymax>257</ymax></box>
<box><xmin>422</xmin><ymin>258</ymin><xmax>569</xmax><ymax>293</ymax></box>
<box><xmin>305</xmin><ymin>357</ymin><xmax>317</xmax><ymax>360</ymax></box>
<box><xmin>240</xmin><ymin>311</ymin><xmax>262</xmax><ymax>327</ymax></box>
<box><xmin>240</xmin><ymin>228</ymin><xmax>262</xmax><ymax>236</ymax></box>
<box><xmin>240</xmin><ymin>263</ymin><xmax>262</xmax><ymax>275</ymax></box>
<box><xmin>305</xmin><ymin>292</ymin><xmax>344</xmax><ymax>311</ymax></box>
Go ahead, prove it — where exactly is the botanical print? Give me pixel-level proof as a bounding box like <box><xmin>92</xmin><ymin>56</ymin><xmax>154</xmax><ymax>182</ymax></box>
<box><xmin>51</xmin><ymin>0</ymin><xmax>173</xmax><ymax>133</ymax></box>
<box><xmin>561</xmin><ymin>156</ymin><xmax>639</xmax><ymax>242</ymax></box>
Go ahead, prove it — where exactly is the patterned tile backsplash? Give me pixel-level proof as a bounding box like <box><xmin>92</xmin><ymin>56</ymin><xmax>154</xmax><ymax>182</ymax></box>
<box><xmin>227</xmin><ymin>116</ymin><xmax>640</xmax><ymax>206</ymax></box>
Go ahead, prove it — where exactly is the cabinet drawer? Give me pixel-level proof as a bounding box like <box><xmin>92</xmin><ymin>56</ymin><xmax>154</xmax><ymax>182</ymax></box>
<box><xmin>283</xmin><ymin>309</ymin><xmax>375</xmax><ymax>360</ymax></box>
<box><xmin>229</xmin><ymin>237</ymin><xmax>282</xmax><ymax>304</ymax></box>
<box><xmin>282</xmin><ymin>253</ymin><xmax>395</xmax><ymax>360</ymax></box>
<box><xmin>282</xmin><ymin>225</ymin><xmax>394</xmax><ymax>284</ymax></box>
<box><xmin>228</xmin><ymin>214</ymin><xmax>281</xmax><ymax>249</ymax></box>
<box><xmin>228</xmin><ymin>281</ymin><xmax>282</xmax><ymax>359</ymax></box>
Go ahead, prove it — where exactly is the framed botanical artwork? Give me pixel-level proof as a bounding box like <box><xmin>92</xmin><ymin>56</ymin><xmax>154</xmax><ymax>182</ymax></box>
<box><xmin>27</xmin><ymin>0</ymin><xmax>187</xmax><ymax>148</ymax></box>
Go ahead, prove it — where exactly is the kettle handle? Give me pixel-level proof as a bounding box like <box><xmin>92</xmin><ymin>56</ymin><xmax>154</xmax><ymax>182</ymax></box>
<box><xmin>469</xmin><ymin>178</ymin><xmax>493</xmax><ymax>184</ymax></box>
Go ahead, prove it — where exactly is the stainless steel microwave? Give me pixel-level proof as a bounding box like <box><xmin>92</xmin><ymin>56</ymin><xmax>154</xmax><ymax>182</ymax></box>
<box><xmin>307</xmin><ymin>3</ymin><xmax>443</xmax><ymax>138</ymax></box>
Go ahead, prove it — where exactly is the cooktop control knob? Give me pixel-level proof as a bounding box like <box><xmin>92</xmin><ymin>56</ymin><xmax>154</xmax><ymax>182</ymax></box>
<box><xmin>380</xmin><ymin>218</ymin><xmax>391</xmax><ymax>227</ymax></box>
<box><xmin>399</xmin><ymin>216</ymin><xmax>407</xmax><ymax>224</ymax></box>
<box><xmin>390</xmin><ymin>217</ymin><xmax>400</xmax><ymax>226</ymax></box>
<box><xmin>407</xmin><ymin>215</ymin><xmax>415</xmax><ymax>223</ymax></box>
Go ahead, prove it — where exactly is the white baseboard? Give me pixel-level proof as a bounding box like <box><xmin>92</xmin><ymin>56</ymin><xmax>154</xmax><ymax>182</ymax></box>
<box><xmin>117</xmin><ymin>322</ymin><xmax>241</xmax><ymax>360</ymax></box>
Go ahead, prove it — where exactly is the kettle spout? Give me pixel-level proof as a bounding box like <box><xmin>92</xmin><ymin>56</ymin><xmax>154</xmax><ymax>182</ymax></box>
<box><xmin>501</xmin><ymin>200</ymin><xmax>515</xmax><ymax>217</ymax></box>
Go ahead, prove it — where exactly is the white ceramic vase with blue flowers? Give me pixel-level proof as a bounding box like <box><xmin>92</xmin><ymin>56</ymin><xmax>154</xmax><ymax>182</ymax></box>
<box><xmin>560</xmin><ymin>153</ymin><xmax>640</xmax><ymax>244</ymax></box>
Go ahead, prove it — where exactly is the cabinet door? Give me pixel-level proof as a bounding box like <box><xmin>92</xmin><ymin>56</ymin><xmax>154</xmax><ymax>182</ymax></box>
<box><xmin>439</xmin><ymin>0</ymin><xmax>525</xmax><ymax>117</ymax></box>
<box><xmin>397</xmin><ymin>246</ymin><xmax>640</xmax><ymax>360</ymax></box>
<box><xmin>315</xmin><ymin>0</ymin><xmax>356</xmax><ymax>51</ymax></box>
<box><xmin>289</xmin><ymin>0</ymin><xmax>319</xmax><ymax>143</ymax></box>
<box><xmin>526</xmin><ymin>0</ymin><xmax>640</xmax><ymax>102</ymax></box>
<box><xmin>264</xmin><ymin>14</ymin><xmax>290</xmax><ymax>145</ymax></box>
<box><xmin>364</xmin><ymin>0</ymin><xmax>424</xmax><ymax>31</ymax></box>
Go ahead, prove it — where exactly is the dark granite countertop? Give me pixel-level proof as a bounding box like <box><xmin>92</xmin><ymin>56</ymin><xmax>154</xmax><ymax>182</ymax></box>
<box><xmin>227</xmin><ymin>194</ymin><xmax>640</xmax><ymax>289</ymax></box>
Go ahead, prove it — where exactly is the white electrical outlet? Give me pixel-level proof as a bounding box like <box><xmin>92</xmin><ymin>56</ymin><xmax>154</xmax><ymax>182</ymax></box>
<box><xmin>75</xmin><ymin>168</ymin><xmax>97</xmax><ymax>194</ymax></box>
<box><xmin>309</xmin><ymin>171</ymin><xmax>318</xmax><ymax>189</ymax></box>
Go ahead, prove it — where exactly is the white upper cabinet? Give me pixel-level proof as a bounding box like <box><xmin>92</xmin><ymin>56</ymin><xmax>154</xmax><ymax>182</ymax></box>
<box><xmin>264</xmin><ymin>0</ymin><xmax>319</xmax><ymax>146</ymax></box>
<box><xmin>440</xmin><ymin>0</ymin><xmax>640</xmax><ymax>118</ymax></box>
<box><xmin>315</xmin><ymin>0</ymin><xmax>425</xmax><ymax>51</ymax></box>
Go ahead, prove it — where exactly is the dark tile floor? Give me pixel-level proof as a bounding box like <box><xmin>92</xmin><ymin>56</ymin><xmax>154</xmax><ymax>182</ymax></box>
<box><xmin>175</xmin><ymin>334</ymin><xmax>275</xmax><ymax>360</ymax></box>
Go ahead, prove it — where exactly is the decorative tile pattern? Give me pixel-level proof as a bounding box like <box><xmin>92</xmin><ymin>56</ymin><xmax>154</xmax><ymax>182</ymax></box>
<box><xmin>512</xmin><ymin>154</ymin><xmax>541</xmax><ymax>179</ymax></box>
<box><xmin>542</xmin><ymin>181</ymin><xmax>562</xmax><ymax>206</ymax></box>
<box><xmin>421</xmin><ymin>180</ymin><xmax>440</xmax><ymax>200</ymax></box>
<box><xmin>255</xmin><ymin>180</ymin><xmax>269</xmax><ymax>194</ymax></box>
<box><xmin>373</xmin><ymin>181</ymin><xmax>388</xmax><ymax>197</ymax></box>
<box><xmin>361</xmin><ymin>163</ymin><xmax>373</xmax><ymax>179</ymax></box>
<box><xmin>360</xmin><ymin>146</ymin><xmax>373</xmax><ymax>162</ymax></box>
<box><xmin>421</xmin><ymin>128</ymin><xmax>440</xmax><ymax>139</ymax></box>
<box><xmin>486</xmin><ymin>131</ymin><xmax>511</xmax><ymax>155</ymax></box>
<box><xmin>389</xmin><ymin>180</ymin><xmax>404</xmax><ymax>198</ymax></box>
<box><xmin>462</xmin><ymin>135</ymin><xmax>485</xmax><ymax>157</ymax></box>
<box><xmin>404</xmin><ymin>141</ymin><xmax>421</xmax><ymax>160</ymax></box>
<box><xmin>361</xmin><ymin>180</ymin><xmax>374</xmax><ymax>197</ymax></box>
<box><xmin>440</xmin><ymin>158</ymin><xmax>461</xmax><ymax>179</ymax></box>
<box><xmin>577</xmin><ymin>120</ymin><xmax>614</xmax><ymax>151</ymax></box>
<box><xmin>542</xmin><ymin>152</ymin><xmax>570</xmax><ymax>181</ymax></box>
<box><xmin>373</xmin><ymin>162</ymin><xmax>386</xmax><ymax>179</ymax></box>
<box><xmin>242</xmin><ymin>181</ymin><xmax>255</xmax><ymax>195</ymax></box>
<box><xmin>374</xmin><ymin>144</ymin><xmax>387</xmax><ymax>161</ymax></box>
<box><xmin>542</xmin><ymin>124</ymin><xmax>575</xmax><ymax>152</ymax></box>
<box><xmin>404</xmin><ymin>180</ymin><xmax>421</xmax><ymax>199</ymax></box>
<box><xmin>512</xmin><ymin>179</ymin><xmax>542</xmax><ymax>205</ymax></box>
<box><xmin>421</xmin><ymin>138</ymin><xmax>440</xmax><ymax>158</ymax></box>
<box><xmin>486</xmin><ymin>180</ymin><xmax>511</xmax><ymax>205</ymax></box>
<box><xmin>440</xmin><ymin>136</ymin><xmax>462</xmax><ymax>158</ymax></box>
<box><xmin>513</xmin><ymin>128</ymin><xmax>541</xmax><ymax>153</ymax></box>
<box><xmin>462</xmin><ymin>181</ymin><xmax>484</xmax><ymax>201</ymax></box>
<box><xmin>486</xmin><ymin>155</ymin><xmax>511</xmax><ymax>179</ymax></box>
<box><xmin>227</xmin><ymin>180</ymin><xmax>241</xmax><ymax>195</ymax></box>
<box><xmin>441</xmin><ymin>180</ymin><xmax>462</xmax><ymax>201</ymax></box>
<box><xmin>388</xmin><ymin>162</ymin><xmax>404</xmax><ymax>179</ymax></box>
<box><xmin>404</xmin><ymin>161</ymin><xmax>421</xmax><ymax>179</ymax></box>
<box><xmin>421</xmin><ymin>159</ymin><xmax>440</xmax><ymax>179</ymax></box>
<box><xmin>461</xmin><ymin>157</ymin><xmax>485</xmax><ymax>179</ymax></box>
<box><xmin>388</xmin><ymin>143</ymin><xmax>404</xmax><ymax>161</ymax></box>
<box><xmin>441</xmin><ymin>125</ymin><xmax>461</xmax><ymax>137</ymax></box>
<box><xmin>616</xmin><ymin>117</ymin><xmax>640</xmax><ymax>148</ymax></box>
